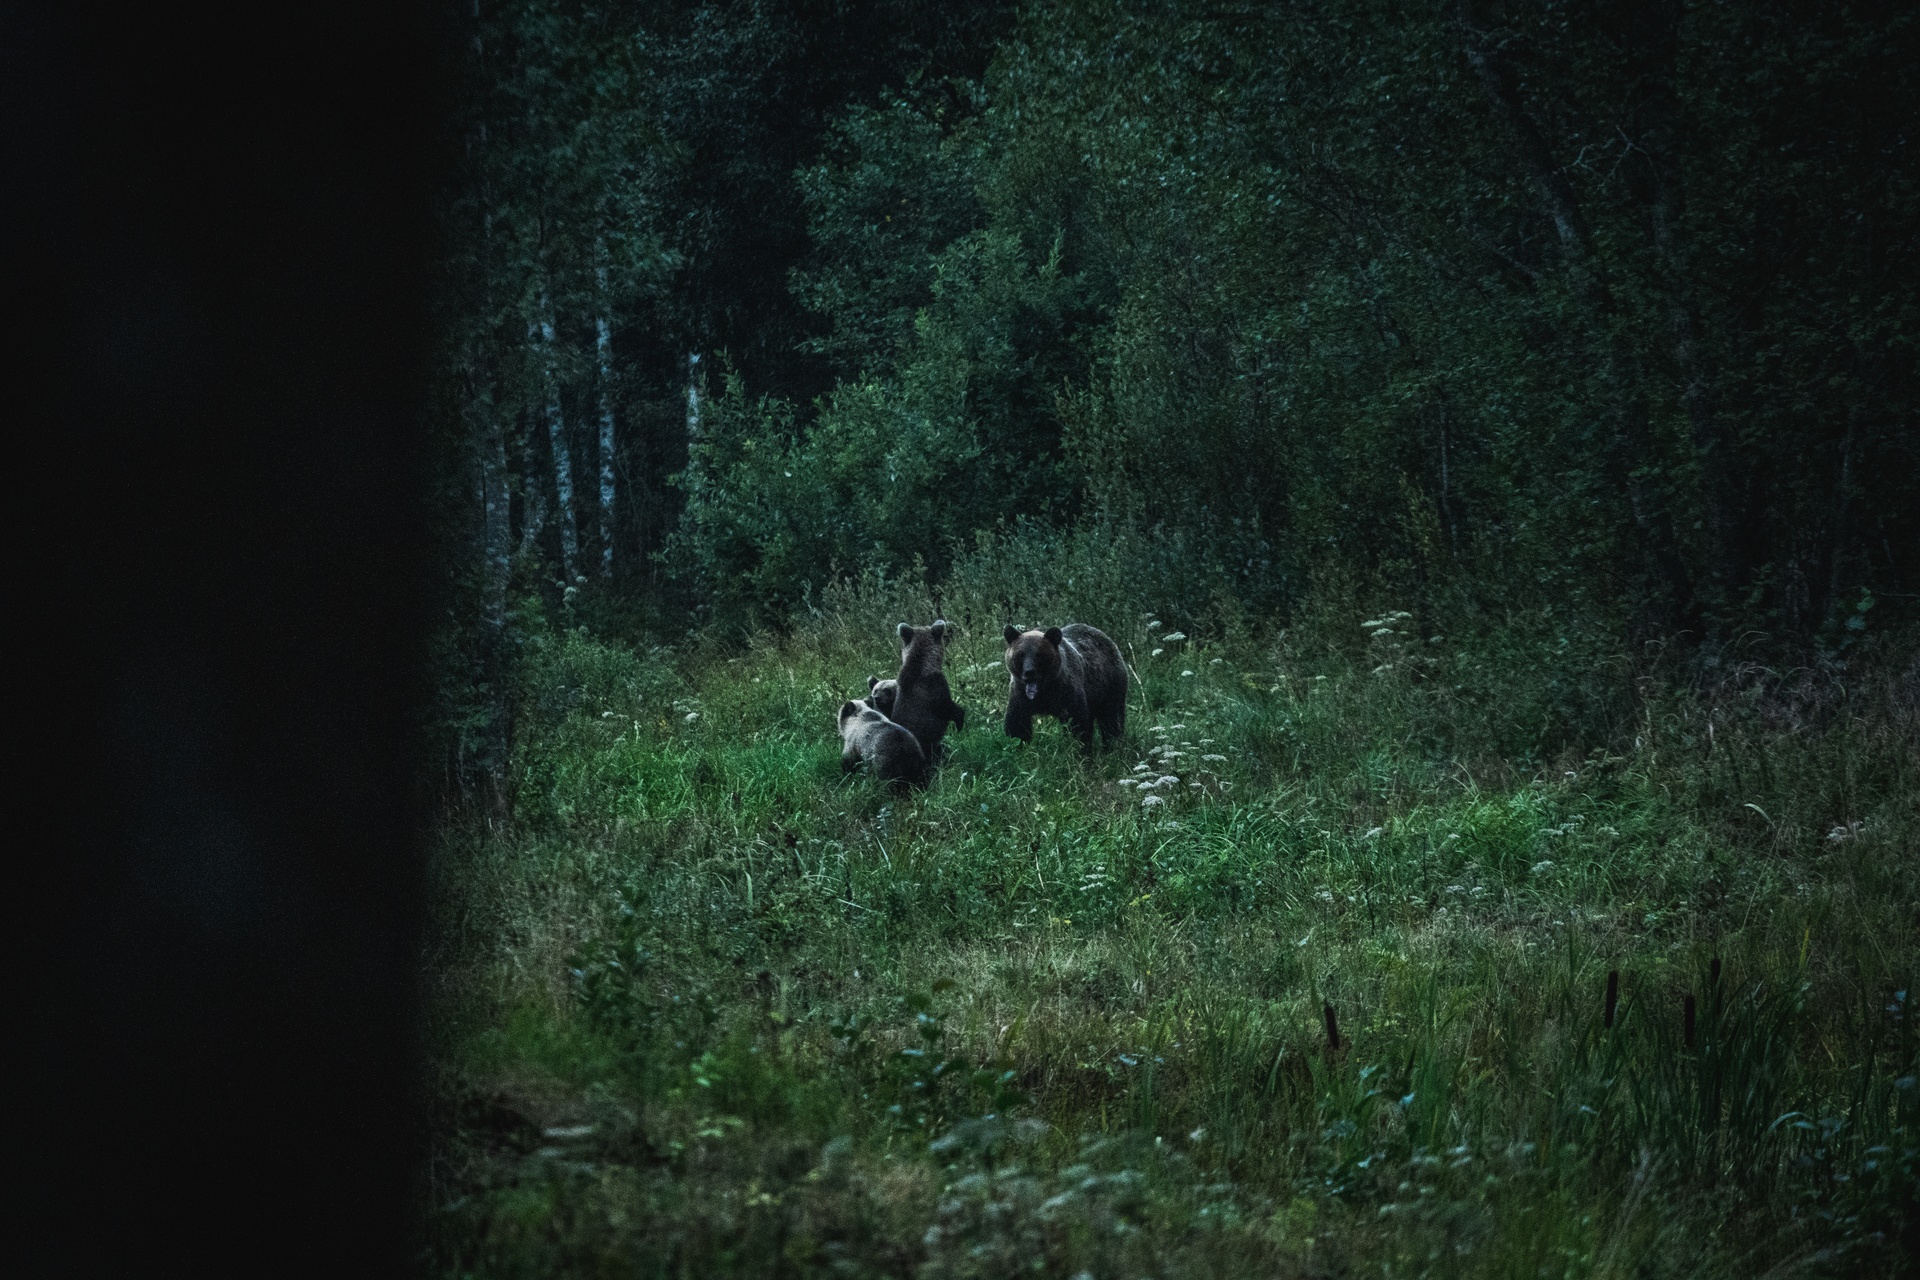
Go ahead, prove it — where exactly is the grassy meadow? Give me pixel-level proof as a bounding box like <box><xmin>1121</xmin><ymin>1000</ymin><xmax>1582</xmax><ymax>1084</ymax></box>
<box><xmin>422</xmin><ymin>576</ymin><xmax>1917</xmax><ymax>1277</ymax></box>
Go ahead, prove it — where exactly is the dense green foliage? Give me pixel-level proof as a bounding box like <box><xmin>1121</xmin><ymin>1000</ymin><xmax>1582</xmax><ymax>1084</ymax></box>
<box><xmin>427</xmin><ymin>1</ymin><xmax>1919</xmax><ymax>1274</ymax></box>
<box><xmin>667</xmin><ymin>0</ymin><xmax>1919</xmax><ymax>637</ymax></box>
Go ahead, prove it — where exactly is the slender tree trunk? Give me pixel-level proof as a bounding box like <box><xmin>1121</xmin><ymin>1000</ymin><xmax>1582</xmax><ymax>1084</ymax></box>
<box><xmin>1822</xmin><ymin>408</ymin><xmax>1858</xmax><ymax>622</ymax></box>
<box><xmin>534</xmin><ymin>289</ymin><xmax>581</xmax><ymax>583</ymax></box>
<box><xmin>518</xmin><ymin>405</ymin><xmax>547</xmax><ymax>560</ymax></box>
<box><xmin>1650</xmin><ymin>191</ymin><xmax>1733</xmax><ymax>598</ymax></box>
<box><xmin>1628</xmin><ymin>0</ymin><xmax>1737</xmax><ymax>606</ymax></box>
<box><xmin>1458</xmin><ymin>1</ymin><xmax>1697</xmax><ymax>630</ymax></box>
<box><xmin>473</xmin><ymin>367</ymin><xmax>513</xmax><ymax>819</ymax></box>
<box><xmin>594</xmin><ymin>254</ymin><xmax>617</xmax><ymax>580</ymax></box>
<box><xmin>684</xmin><ymin>351</ymin><xmax>703</xmax><ymax>495</ymax></box>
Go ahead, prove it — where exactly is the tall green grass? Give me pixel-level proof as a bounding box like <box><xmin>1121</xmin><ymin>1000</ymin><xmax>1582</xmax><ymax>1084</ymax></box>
<box><xmin>424</xmin><ymin>573</ymin><xmax>1917</xmax><ymax>1277</ymax></box>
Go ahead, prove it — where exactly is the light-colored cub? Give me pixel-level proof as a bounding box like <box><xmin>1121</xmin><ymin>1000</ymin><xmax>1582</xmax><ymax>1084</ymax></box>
<box><xmin>837</xmin><ymin>698</ymin><xmax>926</xmax><ymax>789</ymax></box>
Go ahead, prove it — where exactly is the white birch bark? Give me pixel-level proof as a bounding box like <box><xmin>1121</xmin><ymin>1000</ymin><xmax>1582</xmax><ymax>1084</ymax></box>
<box><xmin>594</xmin><ymin>257</ymin><xmax>617</xmax><ymax>578</ymax></box>
<box><xmin>534</xmin><ymin>289</ymin><xmax>581</xmax><ymax>583</ymax></box>
<box><xmin>684</xmin><ymin>351</ymin><xmax>703</xmax><ymax>495</ymax></box>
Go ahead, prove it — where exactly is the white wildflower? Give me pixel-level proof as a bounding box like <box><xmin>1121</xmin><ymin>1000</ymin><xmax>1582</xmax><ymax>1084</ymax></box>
<box><xmin>685</xmin><ymin>712</ymin><xmax>700</xmax><ymax>722</ymax></box>
<box><xmin>1363</xmin><ymin>826</ymin><xmax>1384</xmax><ymax>839</ymax></box>
<box><xmin>1151</xmin><ymin>647</ymin><xmax>1165</xmax><ymax>657</ymax></box>
<box><xmin>1210</xmin><ymin>657</ymin><xmax>1222</xmax><ymax>665</ymax></box>
<box><xmin>1163</xmin><ymin>631</ymin><xmax>1187</xmax><ymax>642</ymax></box>
<box><xmin>1181</xmin><ymin>670</ymin><xmax>1195</xmax><ymax>677</ymax></box>
<box><xmin>1202</xmin><ymin>754</ymin><xmax>1227</xmax><ymax>763</ymax></box>
<box><xmin>1530</xmin><ymin>860</ymin><xmax>1556</xmax><ymax>875</ymax></box>
<box><xmin>1148</xmin><ymin>620</ymin><xmax>1162</xmax><ymax>630</ymax></box>
<box><xmin>1141</xmin><ymin>794</ymin><xmax>1165</xmax><ymax>809</ymax></box>
<box><xmin>1117</xmin><ymin>778</ymin><xmax>1137</xmax><ymax>788</ymax></box>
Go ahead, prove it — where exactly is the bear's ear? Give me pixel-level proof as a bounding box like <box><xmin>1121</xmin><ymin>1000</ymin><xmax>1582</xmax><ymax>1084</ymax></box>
<box><xmin>897</xmin><ymin>622</ymin><xmax>915</xmax><ymax>643</ymax></box>
<box><xmin>839</xmin><ymin>700</ymin><xmax>858</xmax><ymax>720</ymax></box>
<box><xmin>868</xmin><ymin>675</ymin><xmax>879</xmax><ymax>692</ymax></box>
<box><xmin>1003</xmin><ymin>624</ymin><xmax>1021</xmax><ymax>645</ymax></box>
<box><xmin>1044</xmin><ymin>627</ymin><xmax>1064</xmax><ymax>647</ymax></box>
<box><xmin>930</xmin><ymin>619</ymin><xmax>949</xmax><ymax>641</ymax></box>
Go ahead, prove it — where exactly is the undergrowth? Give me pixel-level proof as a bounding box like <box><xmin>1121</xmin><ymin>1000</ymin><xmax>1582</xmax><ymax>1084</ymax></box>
<box><xmin>423</xmin><ymin>576</ymin><xmax>1918</xmax><ymax>1277</ymax></box>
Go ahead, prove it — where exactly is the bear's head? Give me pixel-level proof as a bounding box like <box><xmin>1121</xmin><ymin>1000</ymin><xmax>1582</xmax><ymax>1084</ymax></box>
<box><xmin>838</xmin><ymin>700</ymin><xmax>862</xmax><ymax>732</ymax></box>
<box><xmin>897</xmin><ymin>619</ymin><xmax>951</xmax><ymax>648</ymax></box>
<box><xmin>1003</xmin><ymin>626</ymin><xmax>1064</xmax><ymax>702</ymax></box>
<box><xmin>866</xmin><ymin>675</ymin><xmax>899</xmax><ymax>717</ymax></box>
<box><xmin>896</xmin><ymin>620</ymin><xmax>951</xmax><ymax>677</ymax></box>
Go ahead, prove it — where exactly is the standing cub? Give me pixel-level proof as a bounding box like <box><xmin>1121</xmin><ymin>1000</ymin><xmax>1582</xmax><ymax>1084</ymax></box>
<box><xmin>888</xmin><ymin>621</ymin><xmax>966</xmax><ymax>761</ymax></box>
<box><xmin>838</xmin><ymin>699</ymin><xmax>927</xmax><ymax>788</ymax></box>
<box><xmin>1003</xmin><ymin>623</ymin><xmax>1127</xmax><ymax>748</ymax></box>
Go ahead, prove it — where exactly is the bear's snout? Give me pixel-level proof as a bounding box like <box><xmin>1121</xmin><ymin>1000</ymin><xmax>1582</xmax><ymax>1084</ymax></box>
<box><xmin>1023</xmin><ymin>680</ymin><xmax>1039</xmax><ymax>701</ymax></box>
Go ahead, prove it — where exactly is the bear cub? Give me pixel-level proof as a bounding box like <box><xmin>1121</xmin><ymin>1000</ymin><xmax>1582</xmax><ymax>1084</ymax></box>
<box><xmin>888</xmin><ymin>621</ymin><xmax>966</xmax><ymax>761</ymax></box>
<box><xmin>1003</xmin><ymin>622</ymin><xmax>1127</xmax><ymax>748</ymax></box>
<box><xmin>838</xmin><ymin>699</ymin><xmax>926</xmax><ymax>789</ymax></box>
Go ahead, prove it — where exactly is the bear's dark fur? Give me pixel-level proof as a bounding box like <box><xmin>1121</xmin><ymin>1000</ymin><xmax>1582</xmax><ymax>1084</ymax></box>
<box><xmin>1003</xmin><ymin>622</ymin><xmax>1127</xmax><ymax>748</ymax></box>
<box><xmin>838</xmin><ymin>699</ymin><xmax>926</xmax><ymax>788</ymax></box>
<box><xmin>888</xmin><ymin>621</ymin><xmax>965</xmax><ymax>761</ymax></box>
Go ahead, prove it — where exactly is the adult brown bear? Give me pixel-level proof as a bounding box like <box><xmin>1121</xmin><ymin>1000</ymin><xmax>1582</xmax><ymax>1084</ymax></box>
<box><xmin>888</xmin><ymin>621</ymin><xmax>966</xmax><ymax>761</ymax></box>
<box><xmin>1002</xmin><ymin>623</ymin><xmax>1127</xmax><ymax>748</ymax></box>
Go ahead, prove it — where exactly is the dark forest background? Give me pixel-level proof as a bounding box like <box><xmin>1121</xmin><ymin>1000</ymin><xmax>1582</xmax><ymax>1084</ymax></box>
<box><xmin>417</xmin><ymin>6</ymin><xmax>1918</xmax><ymax>1273</ymax></box>
<box><xmin>433</xmin><ymin>0</ymin><xmax>1917</xmax><ymax>799</ymax></box>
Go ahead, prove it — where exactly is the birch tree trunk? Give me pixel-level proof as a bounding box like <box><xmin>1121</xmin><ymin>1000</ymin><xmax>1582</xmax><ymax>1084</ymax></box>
<box><xmin>518</xmin><ymin>404</ymin><xmax>547</xmax><ymax>560</ymax></box>
<box><xmin>475</xmin><ymin>369</ymin><xmax>513</xmax><ymax>818</ymax></box>
<box><xmin>684</xmin><ymin>351</ymin><xmax>703</xmax><ymax>494</ymax></box>
<box><xmin>534</xmin><ymin>289</ymin><xmax>581</xmax><ymax>583</ymax></box>
<box><xmin>594</xmin><ymin>258</ymin><xmax>617</xmax><ymax>579</ymax></box>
